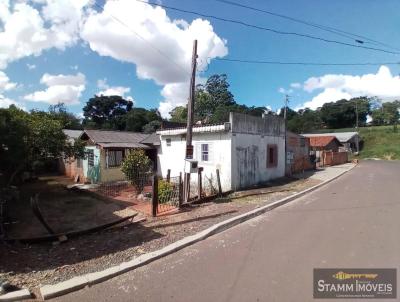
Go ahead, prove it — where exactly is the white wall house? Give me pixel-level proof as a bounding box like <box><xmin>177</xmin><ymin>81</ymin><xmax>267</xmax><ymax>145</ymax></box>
<box><xmin>157</xmin><ymin>112</ymin><xmax>285</xmax><ymax>192</ymax></box>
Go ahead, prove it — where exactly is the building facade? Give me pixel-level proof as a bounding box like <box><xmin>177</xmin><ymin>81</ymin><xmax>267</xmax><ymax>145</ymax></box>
<box><xmin>157</xmin><ymin>112</ymin><xmax>286</xmax><ymax>192</ymax></box>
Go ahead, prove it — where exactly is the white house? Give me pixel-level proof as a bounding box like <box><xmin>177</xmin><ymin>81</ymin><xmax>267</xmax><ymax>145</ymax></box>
<box><xmin>156</xmin><ymin>112</ymin><xmax>285</xmax><ymax>192</ymax></box>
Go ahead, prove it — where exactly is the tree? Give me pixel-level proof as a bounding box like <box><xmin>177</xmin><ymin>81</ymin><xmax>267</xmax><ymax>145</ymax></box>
<box><xmin>169</xmin><ymin>106</ymin><xmax>187</xmax><ymax>123</ymax></box>
<box><xmin>142</xmin><ymin>120</ymin><xmax>161</xmax><ymax>133</ymax></box>
<box><xmin>371</xmin><ymin>100</ymin><xmax>400</xmax><ymax>131</ymax></box>
<box><xmin>125</xmin><ymin>108</ymin><xmax>162</xmax><ymax>132</ymax></box>
<box><xmin>82</xmin><ymin>95</ymin><xmax>133</xmax><ymax>130</ymax></box>
<box><xmin>48</xmin><ymin>103</ymin><xmax>82</xmax><ymax>130</ymax></box>
<box><xmin>121</xmin><ymin>150</ymin><xmax>152</xmax><ymax>192</ymax></box>
<box><xmin>0</xmin><ymin>106</ymin><xmax>84</xmax><ymax>185</ymax></box>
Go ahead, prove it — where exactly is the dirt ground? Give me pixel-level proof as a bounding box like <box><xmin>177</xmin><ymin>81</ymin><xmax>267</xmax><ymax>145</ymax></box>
<box><xmin>4</xmin><ymin>176</ymin><xmax>136</xmax><ymax>238</ymax></box>
<box><xmin>0</xmin><ymin>175</ymin><xmax>321</xmax><ymax>299</ymax></box>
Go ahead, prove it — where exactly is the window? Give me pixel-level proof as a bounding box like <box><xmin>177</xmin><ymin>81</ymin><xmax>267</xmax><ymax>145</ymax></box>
<box><xmin>201</xmin><ymin>144</ymin><xmax>209</xmax><ymax>161</ymax></box>
<box><xmin>108</xmin><ymin>150</ymin><xmax>124</xmax><ymax>168</ymax></box>
<box><xmin>76</xmin><ymin>158</ymin><xmax>82</xmax><ymax>168</ymax></box>
<box><xmin>166</xmin><ymin>138</ymin><xmax>171</xmax><ymax>146</ymax></box>
<box><xmin>267</xmin><ymin>144</ymin><xmax>278</xmax><ymax>168</ymax></box>
<box><xmin>87</xmin><ymin>149</ymin><xmax>94</xmax><ymax>167</ymax></box>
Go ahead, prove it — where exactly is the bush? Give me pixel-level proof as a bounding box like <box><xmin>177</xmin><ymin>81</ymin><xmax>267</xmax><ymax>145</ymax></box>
<box><xmin>121</xmin><ymin>149</ymin><xmax>152</xmax><ymax>191</ymax></box>
<box><xmin>158</xmin><ymin>179</ymin><xmax>173</xmax><ymax>203</ymax></box>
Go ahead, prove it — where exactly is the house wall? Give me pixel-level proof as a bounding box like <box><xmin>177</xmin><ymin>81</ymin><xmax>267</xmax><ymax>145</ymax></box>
<box><xmin>230</xmin><ymin>112</ymin><xmax>286</xmax><ymax>190</ymax></box>
<box><xmin>157</xmin><ymin>131</ymin><xmax>232</xmax><ymax>192</ymax></box>
<box><xmin>99</xmin><ymin>149</ymin><xmax>127</xmax><ymax>183</ymax></box>
<box><xmin>286</xmin><ymin>132</ymin><xmax>313</xmax><ymax>175</ymax></box>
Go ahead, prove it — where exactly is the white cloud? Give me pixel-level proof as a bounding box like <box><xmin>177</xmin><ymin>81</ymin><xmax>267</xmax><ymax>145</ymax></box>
<box><xmin>96</xmin><ymin>78</ymin><xmax>134</xmax><ymax>103</ymax></box>
<box><xmin>299</xmin><ymin>66</ymin><xmax>400</xmax><ymax>110</ymax></box>
<box><xmin>0</xmin><ymin>71</ymin><xmax>17</xmax><ymax>92</ymax></box>
<box><xmin>27</xmin><ymin>63</ymin><xmax>36</xmax><ymax>70</ymax></box>
<box><xmin>290</xmin><ymin>82</ymin><xmax>301</xmax><ymax>89</ymax></box>
<box><xmin>81</xmin><ymin>0</ymin><xmax>227</xmax><ymax>116</ymax></box>
<box><xmin>278</xmin><ymin>87</ymin><xmax>293</xmax><ymax>94</ymax></box>
<box><xmin>0</xmin><ymin>0</ymin><xmax>91</xmax><ymax>69</ymax></box>
<box><xmin>24</xmin><ymin>72</ymin><xmax>86</xmax><ymax>104</ymax></box>
<box><xmin>0</xmin><ymin>94</ymin><xmax>25</xmax><ymax>110</ymax></box>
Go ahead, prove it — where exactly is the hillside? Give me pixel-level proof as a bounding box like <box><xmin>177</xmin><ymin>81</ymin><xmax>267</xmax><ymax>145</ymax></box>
<box><xmin>312</xmin><ymin>126</ymin><xmax>400</xmax><ymax>160</ymax></box>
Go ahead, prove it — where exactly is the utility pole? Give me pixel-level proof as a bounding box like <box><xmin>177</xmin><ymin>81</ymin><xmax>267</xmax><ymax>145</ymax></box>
<box><xmin>184</xmin><ymin>40</ymin><xmax>198</xmax><ymax>203</ymax></box>
<box><xmin>185</xmin><ymin>39</ymin><xmax>197</xmax><ymax>159</ymax></box>
<box><xmin>354</xmin><ymin>99</ymin><xmax>360</xmax><ymax>153</ymax></box>
<box><xmin>284</xmin><ymin>94</ymin><xmax>290</xmax><ymax>120</ymax></box>
<box><xmin>284</xmin><ymin>94</ymin><xmax>290</xmax><ymax>176</ymax></box>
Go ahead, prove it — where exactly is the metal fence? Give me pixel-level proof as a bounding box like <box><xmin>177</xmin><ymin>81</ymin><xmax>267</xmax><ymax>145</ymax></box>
<box><xmin>157</xmin><ymin>175</ymin><xmax>182</xmax><ymax>214</ymax></box>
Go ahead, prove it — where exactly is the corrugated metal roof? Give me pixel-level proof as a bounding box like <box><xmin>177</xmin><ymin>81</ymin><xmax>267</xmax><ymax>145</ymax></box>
<box><xmin>302</xmin><ymin>132</ymin><xmax>359</xmax><ymax>142</ymax></box>
<box><xmin>82</xmin><ymin>129</ymin><xmax>159</xmax><ymax>148</ymax></box>
<box><xmin>97</xmin><ymin>142</ymin><xmax>150</xmax><ymax>149</ymax></box>
<box><xmin>63</xmin><ymin>129</ymin><xmax>83</xmax><ymax>139</ymax></box>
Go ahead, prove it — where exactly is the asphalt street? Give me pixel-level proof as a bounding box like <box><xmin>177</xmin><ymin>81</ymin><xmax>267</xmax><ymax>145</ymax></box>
<box><xmin>55</xmin><ymin>160</ymin><xmax>400</xmax><ymax>302</ymax></box>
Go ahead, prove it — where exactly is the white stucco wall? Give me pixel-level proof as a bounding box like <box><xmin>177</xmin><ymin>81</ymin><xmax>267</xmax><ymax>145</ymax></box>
<box><xmin>157</xmin><ymin>131</ymin><xmax>232</xmax><ymax>192</ymax></box>
<box><xmin>231</xmin><ymin>133</ymin><xmax>285</xmax><ymax>190</ymax></box>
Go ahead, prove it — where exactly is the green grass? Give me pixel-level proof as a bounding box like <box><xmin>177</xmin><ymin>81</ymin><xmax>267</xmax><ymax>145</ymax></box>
<box><xmin>315</xmin><ymin>125</ymin><xmax>400</xmax><ymax>160</ymax></box>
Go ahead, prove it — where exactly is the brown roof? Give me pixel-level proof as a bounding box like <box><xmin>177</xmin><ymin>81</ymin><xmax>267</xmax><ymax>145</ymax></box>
<box><xmin>81</xmin><ymin>130</ymin><xmax>159</xmax><ymax>148</ymax></box>
<box><xmin>308</xmin><ymin>136</ymin><xmax>339</xmax><ymax>148</ymax></box>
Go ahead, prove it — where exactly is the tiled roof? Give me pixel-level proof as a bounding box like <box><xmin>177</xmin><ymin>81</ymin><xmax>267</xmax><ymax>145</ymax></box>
<box><xmin>302</xmin><ymin>132</ymin><xmax>359</xmax><ymax>143</ymax></box>
<box><xmin>308</xmin><ymin>136</ymin><xmax>338</xmax><ymax>147</ymax></box>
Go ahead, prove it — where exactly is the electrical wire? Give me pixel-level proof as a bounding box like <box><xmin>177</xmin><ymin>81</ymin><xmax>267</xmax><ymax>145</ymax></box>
<box><xmin>138</xmin><ymin>0</ymin><xmax>400</xmax><ymax>55</ymax></box>
<box><xmin>215</xmin><ymin>57</ymin><xmax>400</xmax><ymax>66</ymax></box>
<box><xmin>214</xmin><ymin>0</ymin><xmax>400</xmax><ymax>51</ymax></box>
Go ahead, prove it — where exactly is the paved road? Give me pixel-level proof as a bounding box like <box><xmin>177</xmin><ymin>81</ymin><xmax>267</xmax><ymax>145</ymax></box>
<box><xmin>55</xmin><ymin>160</ymin><xmax>400</xmax><ymax>302</ymax></box>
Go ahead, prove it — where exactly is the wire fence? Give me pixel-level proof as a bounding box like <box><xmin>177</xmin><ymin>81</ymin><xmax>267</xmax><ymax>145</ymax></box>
<box><xmin>157</xmin><ymin>176</ymin><xmax>181</xmax><ymax>214</ymax></box>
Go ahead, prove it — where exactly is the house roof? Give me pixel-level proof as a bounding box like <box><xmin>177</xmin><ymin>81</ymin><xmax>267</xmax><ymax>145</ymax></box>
<box><xmin>302</xmin><ymin>132</ymin><xmax>359</xmax><ymax>143</ymax></box>
<box><xmin>63</xmin><ymin>129</ymin><xmax>83</xmax><ymax>140</ymax></box>
<box><xmin>81</xmin><ymin>129</ymin><xmax>159</xmax><ymax>148</ymax></box>
<box><xmin>308</xmin><ymin>136</ymin><xmax>339</xmax><ymax>148</ymax></box>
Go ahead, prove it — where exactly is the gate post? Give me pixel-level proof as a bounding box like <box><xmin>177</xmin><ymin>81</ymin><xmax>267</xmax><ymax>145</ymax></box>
<box><xmin>166</xmin><ymin>169</ymin><xmax>171</xmax><ymax>183</ymax></box>
<box><xmin>197</xmin><ymin>167</ymin><xmax>203</xmax><ymax>201</ymax></box>
<box><xmin>178</xmin><ymin>172</ymin><xmax>183</xmax><ymax>207</ymax></box>
<box><xmin>152</xmin><ymin>174</ymin><xmax>158</xmax><ymax>217</ymax></box>
<box><xmin>216</xmin><ymin>169</ymin><xmax>222</xmax><ymax>197</ymax></box>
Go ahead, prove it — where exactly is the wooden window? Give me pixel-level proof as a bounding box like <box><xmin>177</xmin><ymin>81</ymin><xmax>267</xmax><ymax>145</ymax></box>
<box><xmin>166</xmin><ymin>138</ymin><xmax>171</xmax><ymax>146</ymax></box>
<box><xmin>108</xmin><ymin>150</ymin><xmax>124</xmax><ymax>168</ymax></box>
<box><xmin>87</xmin><ymin>149</ymin><xmax>94</xmax><ymax>167</ymax></box>
<box><xmin>267</xmin><ymin>144</ymin><xmax>278</xmax><ymax>168</ymax></box>
<box><xmin>201</xmin><ymin>144</ymin><xmax>209</xmax><ymax>161</ymax></box>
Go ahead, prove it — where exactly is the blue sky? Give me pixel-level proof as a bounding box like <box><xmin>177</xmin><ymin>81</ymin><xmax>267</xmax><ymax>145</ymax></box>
<box><xmin>1</xmin><ymin>0</ymin><xmax>400</xmax><ymax>117</ymax></box>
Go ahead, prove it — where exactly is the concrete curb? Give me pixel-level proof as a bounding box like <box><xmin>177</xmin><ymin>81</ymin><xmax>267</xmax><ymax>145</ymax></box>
<box><xmin>38</xmin><ymin>163</ymin><xmax>357</xmax><ymax>300</ymax></box>
<box><xmin>0</xmin><ymin>289</ymin><xmax>31</xmax><ymax>301</ymax></box>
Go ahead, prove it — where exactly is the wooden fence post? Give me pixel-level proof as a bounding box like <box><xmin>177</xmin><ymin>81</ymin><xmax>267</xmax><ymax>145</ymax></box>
<box><xmin>166</xmin><ymin>169</ymin><xmax>171</xmax><ymax>183</ymax></box>
<box><xmin>185</xmin><ymin>173</ymin><xmax>191</xmax><ymax>203</ymax></box>
<box><xmin>152</xmin><ymin>174</ymin><xmax>158</xmax><ymax>217</ymax></box>
<box><xmin>178</xmin><ymin>172</ymin><xmax>183</xmax><ymax>207</ymax></box>
<box><xmin>197</xmin><ymin>167</ymin><xmax>203</xmax><ymax>201</ymax></box>
<box><xmin>216</xmin><ymin>169</ymin><xmax>222</xmax><ymax>197</ymax></box>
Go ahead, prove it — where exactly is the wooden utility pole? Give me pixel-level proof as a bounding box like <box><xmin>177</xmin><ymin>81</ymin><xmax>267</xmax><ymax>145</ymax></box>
<box><xmin>284</xmin><ymin>94</ymin><xmax>290</xmax><ymax>120</ymax></box>
<box><xmin>355</xmin><ymin>99</ymin><xmax>360</xmax><ymax>153</ymax></box>
<box><xmin>185</xmin><ymin>40</ymin><xmax>198</xmax><ymax>159</ymax></box>
<box><xmin>184</xmin><ymin>40</ymin><xmax>198</xmax><ymax>203</ymax></box>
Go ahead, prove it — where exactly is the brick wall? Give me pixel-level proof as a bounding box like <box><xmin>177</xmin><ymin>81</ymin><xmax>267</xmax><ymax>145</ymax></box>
<box><xmin>323</xmin><ymin>151</ymin><xmax>348</xmax><ymax>166</ymax></box>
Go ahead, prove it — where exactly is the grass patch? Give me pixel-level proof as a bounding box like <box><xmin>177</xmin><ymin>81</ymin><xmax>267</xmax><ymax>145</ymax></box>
<box><xmin>315</xmin><ymin>125</ymin><xmax>400</xmax><ymax>160</ymax></box>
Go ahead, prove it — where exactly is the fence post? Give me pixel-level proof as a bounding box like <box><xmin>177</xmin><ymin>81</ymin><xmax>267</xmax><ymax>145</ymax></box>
<box><xmin>185</xmin><ymin>173</ymin><xmax>191</xmax><ymax>203</ymax></box>
<box><xmin>152</xmin><ymin>174</ymin><xmax>158</xmax><ymax>217</ymax></box>
<box><xmin>216</xmin><ymin>169</ymin><xmax>222</xmax><ymax>197</ymax></box>
<box><xmin>166</xmin><ymin>169</ymin><xmax>171</xmax><ymax>183</ymax></box>
<box><xmin>197</xmin><ymin>167</ymin><xmax>203</xmax><ymax>201</ymax></box>
<box><xmin>178</xmin><ymin>172</ymin><xmax>183</xmax><ymax>207</ymax></box>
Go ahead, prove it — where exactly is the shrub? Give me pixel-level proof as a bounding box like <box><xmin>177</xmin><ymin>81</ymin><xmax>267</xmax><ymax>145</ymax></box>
<box><xmin>158</xmin><ymin>179</ymin><xmax>173</xmax><ymax>203</ymax></box>
<box><xmin>121</xmin><ymin>149</ymin><xmax>152</xmax><ymax>191</ymax></box>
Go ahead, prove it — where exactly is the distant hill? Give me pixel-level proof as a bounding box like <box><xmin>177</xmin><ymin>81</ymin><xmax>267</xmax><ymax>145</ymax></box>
<box><xmin>312</xmin><ymin>126</ymin><xmax>400</xmax><ymax>160</ymax></box>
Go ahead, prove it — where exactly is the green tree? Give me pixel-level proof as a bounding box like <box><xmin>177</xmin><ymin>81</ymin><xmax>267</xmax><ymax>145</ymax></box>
<box><xmin>371</xmin><ymin>101</ymin><xmax>400</xmax><ymax>131</ymax></box>
<box><xmin>0</xmin><ymin>106</ymin><xmax>84</xmax><ymax>185</ymax></box>
<box><xmin>82</xmin><ymin>95</ymin><xmax>133</xmax><ymax>130</ymax></box>
<box><xmin>125</xmin><ymin>108</ymin><xmax>162</xmax><ymax>132</ymax></box>
<box><xmin>121</xmin><ymin>150</ymin><xmax>152</xmax><ymax>191</ymax></box>
<box><xmin>142</xmin><ymin>120</ymin><xmax>161</xmax><ymax>133</ymax></box>
<box><xmin>169</xmin><ymin>106</ymin><xmax>187</xmax><ymax>123</ymax></box>
<box><xmin>48</xmin><ymin>103</ymin><xmax>82</xmax><ymax>130</ymax></box>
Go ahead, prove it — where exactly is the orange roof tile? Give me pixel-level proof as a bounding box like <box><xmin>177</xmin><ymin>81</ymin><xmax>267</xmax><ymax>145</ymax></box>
<box><xmin>308</xmin><ymin>136</ymin><xmax>337</xmax><ymax>147</ymax></box>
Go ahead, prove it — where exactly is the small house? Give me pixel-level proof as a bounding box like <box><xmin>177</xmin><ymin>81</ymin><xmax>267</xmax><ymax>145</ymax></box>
<box><xmin>59</xmin><ymin>129</ymin><xmax>84</xmax><ymax>181</ymax></box>
<box><xmin>285</xmin><ymin>131</ymin><xmax>313</xmax><ymax>175</ymax></box>
<box><xmin>79</xmin><ymin>130</ymin><xmax>160</xmax><ymax>183</ymax></box>
<box><xmin>303</xmin><ymin>132</ymin><xmax>361</xmax><ymax>152</ymax></box>
<box><xmin>157</xmin><ymin>112</ymin><xmax>286</xmax><ymax>191</ymax></box>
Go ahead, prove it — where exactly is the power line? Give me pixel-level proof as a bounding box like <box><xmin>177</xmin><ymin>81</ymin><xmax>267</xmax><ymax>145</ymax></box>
<box><xmin>214</xmin><ymin>0</ymin><xmax>400</xmax><ymax>51</ymax></box>
<box><xmin>138</xmin><ymin>0</ymin><xmax>400</xmax><ymax>55</ymax></box>
<box><xmin>215</xmin><ymin>57</ymin><xmax>400</xmax><ymax>66</ymax></box>
<box><xmin>92</xmin><ymin>1</ymin><xmax>190</xmax><ymax>76</ymax></box>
